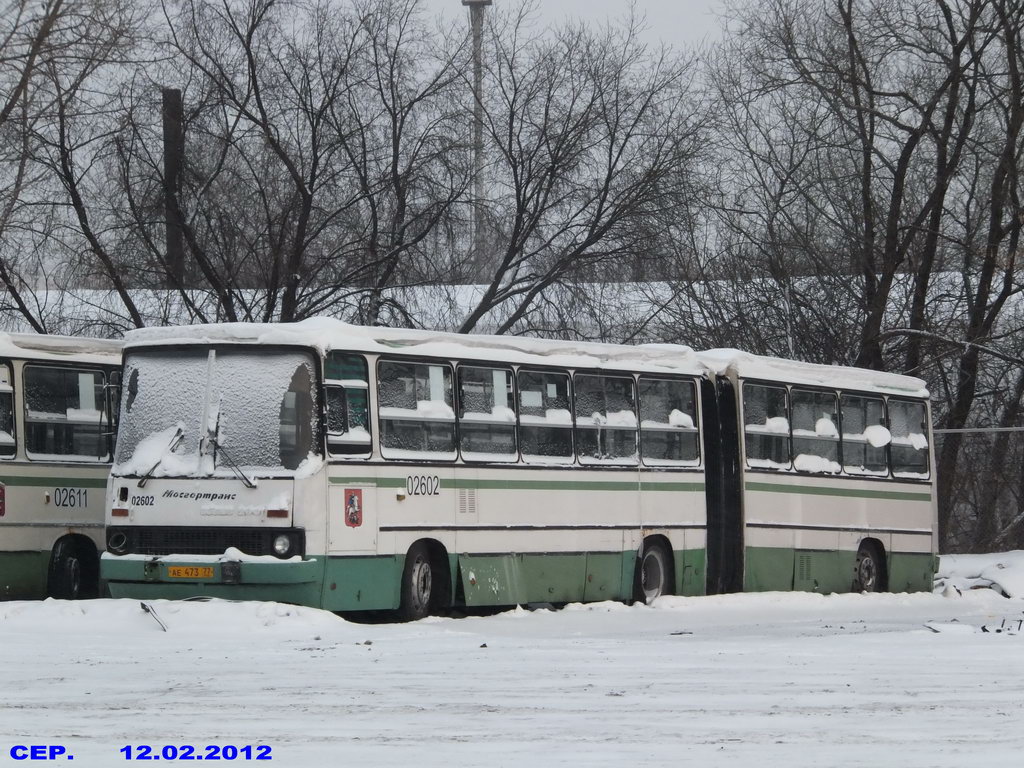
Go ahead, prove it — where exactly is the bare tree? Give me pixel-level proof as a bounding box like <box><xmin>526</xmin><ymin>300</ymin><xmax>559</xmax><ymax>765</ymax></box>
<box><xmin>110</xmin><ymin>0</ymin><xmax>468</xmax><ymax>324</ymax></box>
<box><xmin>0</xmin><ymin>0</ymin><xmax>155</xmax><ymax>334</ymax></box>
<box><xmin>0</xmin><ymin>0</ymin><xmax>73</xmax><ymax>331</ymax></box>
<box><xmin>932</xmin><ymin>0</ymin><xmax>1024</xmax><ymax>547</ymax></box>
<box><xmin>699</xmin><ymin>0</ymin><xmax>1024</xmax><ymax>549</ymax></box>
<box><xmin>453</xmin><ymin>3</ymin><xmax>706</xmax><ymax>335</ymax></box>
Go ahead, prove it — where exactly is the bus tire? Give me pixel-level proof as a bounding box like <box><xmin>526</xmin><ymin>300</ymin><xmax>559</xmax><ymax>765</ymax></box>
<box><xmin>853</xmin><ymin>542</ymin><xmax>886</xmax><ymax>593</ymax></box>
<box><xmin>398</xmin><ymin>542</ymin><xmax>435</xmax><ymax>621</ymax></box>
<box><xmin>635</xmin><ymin>542</ymin><xmax>672</xmax><ymax>605</ymax></box>
<box><xmin>49</xmin><ymin>542</ymin><xmax>83</xmax><ymax>600</ymax></box>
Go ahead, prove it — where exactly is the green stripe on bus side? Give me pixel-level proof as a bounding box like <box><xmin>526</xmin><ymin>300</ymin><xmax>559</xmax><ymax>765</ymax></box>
<box><xmin>639</xmin><ymin>481</ymin><xmax>705</xmax><ymax>493</ymax></box>
<box><xmin>456</xmin><ymin>478</ymin><xmax>642</xmax><ymax>491</ymax></box>
<box><xmin>745</xmin><ymin>480</ymin><xmax>931</xmax><ymax>502</ymax></box>
<box><xmin>0</xmin><ymin>475</ymin><xmax>108</xmax><ymax>488</ymax></box>
<box><xmin>329</xmin><ymin>476</ymin><xmax>704</xmax><ymax>493</ymax></box>
<box><xmin>330</xmin><ymin>477</ymin><xmax>385</xmax><ymax>486</ymax></box>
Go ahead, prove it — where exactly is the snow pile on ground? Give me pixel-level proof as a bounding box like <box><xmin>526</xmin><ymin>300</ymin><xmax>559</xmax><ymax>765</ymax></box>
<box><xmin>0</xmin><ymin>597</ymin><xmax>351</xmax><ymax>638</ymax></box>
<box><xmin>936</xmin><ymin>550</ymin><xmax>1024</xmax><ymax>598</ymax></box>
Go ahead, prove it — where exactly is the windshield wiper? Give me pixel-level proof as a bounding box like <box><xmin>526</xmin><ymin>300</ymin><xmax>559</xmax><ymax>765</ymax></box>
<box><xmin>137</xmin><ymin>426</ymin><xmax>185</xmax><ymax>488</ymax></box>
<box><xmin>205</xmin><ymin>411</ymin><xmax>257</xmax><ymax>489</ymax></box>
<box><xmin>208</xmin><ymin>434</ymin><xmax>257</xmax><ymax>489</ymax></box>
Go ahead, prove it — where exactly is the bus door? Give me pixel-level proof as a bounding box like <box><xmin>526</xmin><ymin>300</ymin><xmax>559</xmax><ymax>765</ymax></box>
<box><xmin>701</xmin><ymin>375</ymin><xmax>744</xmax><ymax>594</ymax></box>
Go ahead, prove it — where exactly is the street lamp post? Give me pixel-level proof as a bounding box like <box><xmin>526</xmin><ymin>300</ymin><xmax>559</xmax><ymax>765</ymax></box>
<box><xmin>462</xmin><ymin>0</ymin><xmax>491</xmax><ymax>280</ymax></box>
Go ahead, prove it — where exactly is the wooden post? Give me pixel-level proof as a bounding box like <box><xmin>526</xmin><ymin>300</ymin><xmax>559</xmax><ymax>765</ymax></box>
<box><xmin>162</xmin><ymin>88</ymin><xmax>185</xmax><ymax>286</ymax></box>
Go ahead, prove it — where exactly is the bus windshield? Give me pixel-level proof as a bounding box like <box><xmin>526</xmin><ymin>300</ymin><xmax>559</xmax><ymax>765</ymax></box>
<box><xmin>114</xmin><ymin>347</ymin><xmax>320</xmax><ymax>477</ymax></box>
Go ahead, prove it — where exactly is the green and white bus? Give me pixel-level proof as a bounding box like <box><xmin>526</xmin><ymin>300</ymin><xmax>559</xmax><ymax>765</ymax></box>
<box><xmin>0</xmin><ymin>333</ymin><xmax>122</xmax><ymax>600</ymax></box>
<box><xmin>101</xmin><ymin>320</ymin><xmax>936</xmax><ymax>617</ymax></box>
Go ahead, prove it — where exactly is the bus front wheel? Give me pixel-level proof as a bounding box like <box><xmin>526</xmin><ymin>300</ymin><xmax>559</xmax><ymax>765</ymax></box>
<box><xmin>398</xmin><ymin>543</ymin><xmax>435</xmax><ymax>621</ymax></box>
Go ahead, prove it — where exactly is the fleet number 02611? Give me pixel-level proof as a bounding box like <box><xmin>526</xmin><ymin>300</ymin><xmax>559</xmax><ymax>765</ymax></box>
<box><xmin>52</xmin><ymin>488</ymin><xmax>86</xmax><ymax>507</ymax></box>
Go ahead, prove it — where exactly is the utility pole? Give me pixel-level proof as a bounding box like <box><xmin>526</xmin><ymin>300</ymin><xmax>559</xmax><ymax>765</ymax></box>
<box><xmin>462</xmin><ymin>0</ymin><xmax>491</xmax><ymax>281</ymax></box>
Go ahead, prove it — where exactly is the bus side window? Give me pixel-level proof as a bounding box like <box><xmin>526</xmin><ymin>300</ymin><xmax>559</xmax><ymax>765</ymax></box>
<box><xmin>574</xmin><ymin>373</ymin><xmax>638</xmax><ymax>465</ymax></box>
<box><xmin>638</xmin><ymin>377</ymin><xmax>699</xmax><ymax>467</ymax></box>
<box><xmin>743</xmin><ymin>383</ymin><xmax>790</xmax><ymax>469</ymax></box>
<box><xmin>791</xmin><ymin>389</ymin><xmax>840</xmax><ymax>473</ymax></box>
<box><xmin>23</xmin><ymin>366</ymin><xmax>108</xmax><ymax>462</ymax></box>
<box><xmin>325</xmin><ymin>353</ymin><xmax>371</xmax><ymax>458</ymax></box>
<box><xmin>840</xmin><ymin>393</ymin><xmax>889</xmax><ymax>476</ymax></box>
<box><xmin>518</xmin><ymin>370</ymin><xmax>573</xmax><ymax>463</ymax></box>
<box><xmin>0</xmin><ymin>364</ymin><xmax>14</xmax><ymax>458</ymax></box>
<box><xmin>458</xmin><ymin>366</ymin><xmax>517</xmax><ymax>462</ymax></box>
<box><xmin>889</xmin><ymin>399</ymin><xmax>930</xmax><ymax>478</ymax></box>
<box><xmin>377</xmin><ymin>360</ymin><xmax>456</xmax><ymax>460</ymax></box>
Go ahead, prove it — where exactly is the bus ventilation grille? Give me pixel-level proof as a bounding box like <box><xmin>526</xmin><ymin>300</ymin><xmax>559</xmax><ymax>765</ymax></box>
<box><xmin>458</xmin><ymin>488</ymin><xmax>477</xmax><ymax>515</ymax></box>
<box><xmin>119</xmin><ymin>527</ymin><xmax>280</xmax><ymax>556</ymax></box>
<box><xmin>797</xmin><ymin>554</ymin><xmax>812</xmax><ymax>582</ymax></box>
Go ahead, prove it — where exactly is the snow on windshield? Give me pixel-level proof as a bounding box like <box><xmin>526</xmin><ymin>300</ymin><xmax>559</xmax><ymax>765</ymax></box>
<box><xmin>115</xmin><ymin>350</ymin><xmax>206</xmax><ymax>472</ymax></box>
<box><xmin>213</xmin><ymin>350</ymin><xmax>319</xmax><ymax>470</ymax></box>
<box><xmin>114</xmin><ymin>347</ymin><xmax>320</xmax><ymax>476</ymax></box>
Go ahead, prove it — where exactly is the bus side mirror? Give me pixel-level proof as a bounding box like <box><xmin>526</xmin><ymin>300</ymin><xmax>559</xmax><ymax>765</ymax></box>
<box><xmin>105</xmin><ymin>370</ymin><xmax>122</xmax><ymax>435</ymax></box>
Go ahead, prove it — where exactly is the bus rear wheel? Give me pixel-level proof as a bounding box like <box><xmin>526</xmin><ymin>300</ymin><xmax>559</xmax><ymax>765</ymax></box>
<box><xmin>635</xmin><ymin>543</ymin><xmax>671</xmax><ymax>605</ymax></box>
<box><xmin>398</xmin><ymin>543</ymin><xmax>435</xmax><ymax>621</ymax></box>
<box><xmin>853</xmin><ymin>543</ymin><xmax>885</xmax><ymax>593</ymax></box>
<box><xmin>49</xmin><ymin>542</ymin><xmax>83</xmax><ymax>600</ymax></box>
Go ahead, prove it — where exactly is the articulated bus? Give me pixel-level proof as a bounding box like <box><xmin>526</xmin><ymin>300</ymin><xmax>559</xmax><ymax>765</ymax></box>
<box><xmin>100</xmin><ymin>320</ymin><xmax>936</xmax><ymax>618</ymax></box>
<box><xmin>0</xmin><ymin>333</ymin><xmax>121</xmax><ymax>600</ymax></box>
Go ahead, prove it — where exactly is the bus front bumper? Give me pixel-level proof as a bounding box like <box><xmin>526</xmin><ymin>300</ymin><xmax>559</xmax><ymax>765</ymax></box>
<box><xmin>101</xmin><ymin>553</ymin><xmax>323</xmax><ymax>604</ymax></box>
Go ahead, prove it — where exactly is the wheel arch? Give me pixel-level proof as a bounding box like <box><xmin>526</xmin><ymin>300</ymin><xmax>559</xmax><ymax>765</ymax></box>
<box><xmin>639</xmin><ymin>533</ymin><xmax>675</xmax><ymax>563</ymax></box>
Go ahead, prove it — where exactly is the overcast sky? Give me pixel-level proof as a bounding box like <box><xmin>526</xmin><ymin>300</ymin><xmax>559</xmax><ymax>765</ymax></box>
<box><xmin>419</xmin><ymin>0</ymin><xmax>726</xmax><ymax>49</ymax></box>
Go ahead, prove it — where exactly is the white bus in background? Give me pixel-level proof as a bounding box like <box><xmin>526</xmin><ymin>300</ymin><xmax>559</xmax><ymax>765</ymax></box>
<box><xmin>0</xmin><ymin>333</ymin><xmax>122</xmax><ymax>600</ymax></box>
<box><xmin>100</xmin><ymin>320</ymin><xmax>936</xmax><ymax>618</ymax></box>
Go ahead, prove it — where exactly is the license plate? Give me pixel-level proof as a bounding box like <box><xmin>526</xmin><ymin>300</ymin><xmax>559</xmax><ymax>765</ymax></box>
<box><xmin>166</xmin><ymin>566</ymin><xmax>214</xmax><ymax>579</ymax></box>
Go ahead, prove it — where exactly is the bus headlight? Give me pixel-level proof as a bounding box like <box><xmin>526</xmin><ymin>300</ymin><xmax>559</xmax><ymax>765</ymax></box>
<box><xmin>107</xmin><ymin>531</ymin><xmax>128</xmax><ymax>555</ymax></box>
<box><xmin>272</xmin><ymin>534</ymin><xmax>291</xmax><ymax>557</ymax></box>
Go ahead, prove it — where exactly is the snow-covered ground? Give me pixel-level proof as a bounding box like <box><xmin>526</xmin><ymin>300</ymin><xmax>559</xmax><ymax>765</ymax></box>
<box><xmin>935</xmin><ymin>549</ymin><xmax>1024</xmax><ymax>598</ymax></box>
<box><xmin>3</xmin><ymin>557</ymin><xmax>1024</xmax><ymax>767</ymax></box>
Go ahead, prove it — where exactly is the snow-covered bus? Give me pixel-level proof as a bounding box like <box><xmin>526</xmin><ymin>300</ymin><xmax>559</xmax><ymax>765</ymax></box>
<box><xmin>0</xmin><ymin>333</ymin><xmax>122</xmax><ymax>600</ymax></box>
<box><xmin>100</xmin><ymin>320</ymin><xmax>936</xmax><ymax>617</ymax></box>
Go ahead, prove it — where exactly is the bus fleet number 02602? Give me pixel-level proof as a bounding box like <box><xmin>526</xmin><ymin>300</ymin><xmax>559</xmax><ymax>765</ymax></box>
<box><xmin>406</xmin><ymin>475</ymin><xmax>441</xmax><ymax>496</ymax></box>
